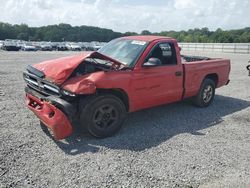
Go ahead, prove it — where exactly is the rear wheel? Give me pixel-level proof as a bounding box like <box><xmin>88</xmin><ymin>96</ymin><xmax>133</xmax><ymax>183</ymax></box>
<box><xmin>80</xmin><ymin>95</ymin><xmax>126</xmax><ymax>138</ymax></box>
<box><xmin>193</xmin><ymin>78</ymin><xmax>215</xmax><ymax>107</ymax></box>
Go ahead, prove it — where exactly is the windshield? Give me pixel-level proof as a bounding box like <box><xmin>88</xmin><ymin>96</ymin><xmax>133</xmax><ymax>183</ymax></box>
<box><xmin>98</xmin><ymin>39</ymin><xmax>148</xmax><ymax>67</ymax></box>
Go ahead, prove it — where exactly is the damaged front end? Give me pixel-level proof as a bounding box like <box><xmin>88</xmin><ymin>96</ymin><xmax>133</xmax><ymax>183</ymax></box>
<box><xmin>25</xmin><ymin>90</ymin><xmax>74</xmax><ymax>140</ymax></box>
<box><xmin>32</xmin><ymin>51</ymin><xmax>124</xmax><ymax>85</ymax></box>
<box><xmin>24</xmin><ymin>71</ymin><xmax>78</xmax><ymax>139</ymax></box>
<box><xmin>23</xmin><ymin>51</ymin><xmax>125</xmax><ymax>139</ymax></box>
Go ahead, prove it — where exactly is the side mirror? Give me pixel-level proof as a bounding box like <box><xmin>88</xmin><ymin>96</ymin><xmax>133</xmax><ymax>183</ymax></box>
<box><xmin>143</xmin><ymin>58</ymin><xmax>162</xmax><ymax>67</ymax></box>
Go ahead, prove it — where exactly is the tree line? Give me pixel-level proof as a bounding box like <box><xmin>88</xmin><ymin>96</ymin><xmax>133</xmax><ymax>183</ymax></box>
<box><xmin>0</xmin><ymin>22</ymin><xmax>249</xmax><ymax>43</ymax></box>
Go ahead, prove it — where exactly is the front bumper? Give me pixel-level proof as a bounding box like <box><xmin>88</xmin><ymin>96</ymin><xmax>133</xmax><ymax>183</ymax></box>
<box><xmin>25</xmin><ymin>88</ymin><xmax>76</xmax><ymax>140</ymax></box>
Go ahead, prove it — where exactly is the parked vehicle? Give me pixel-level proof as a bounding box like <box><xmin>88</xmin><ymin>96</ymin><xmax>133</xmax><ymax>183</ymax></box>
<box><xmin>23</xmin><ymin>36</ymin><xmax>231</xmax><ymax>140</ymax></box>
<box><xmin>40</xmin><ymin>42</ymin><xmax>53</xmax><ymax>51</ymax></box>
<box><xmin>51</xmin><ymin>42</ymin><xmax>59</xmax><ymax>51</ymax></box>
<box><xmin>3</xmin><ymin>41</ymin><xmax>20</xmax><ymax>51</ymax></box>
<box><xmin>92</xmin><ymin>45</ymin><xmax>102</xmax><ymax>51</ymax></box>
<box><xmin>21</xmin><ymin>43</ymin><xmax>38</xmax><ymax>51</ymax></box>
<box><xmin>71</xmin><ymin>44</ymin><xmax>82</xmax><ymax>51</ymax></box>
<box><xmin>57</xmin><ymin>43</ymin><xmax>68</xmax><ymax>51</ymax></box>
<box><xmin>91</xmin><ymin>42</ymin><xmax>105</xmax><ymax>51</ymax></box>
<box><xmin>66</xmin><ymin>43</ymin><xmax>82</xmax><ymax>51</ymax></box>
<box><xmin>0</xmin><ymin>40</ymin><xmax>3</xmax><ymax>49</ymax></box>
<box><xmin>79</xmin><ymin>43</ymin><xmax>87</xmax><ymax>51</ymax></box>
<box><xmin>86</xmin><ymin>46</ymin><xmax>95</xmax><ymax>51</ymax></box>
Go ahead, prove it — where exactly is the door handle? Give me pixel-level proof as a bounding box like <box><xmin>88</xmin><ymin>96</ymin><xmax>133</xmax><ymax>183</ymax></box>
<box><xmin>175</xmin><ymin>71</ymin><xmax>182</xmax><ymax>77</ymax></box>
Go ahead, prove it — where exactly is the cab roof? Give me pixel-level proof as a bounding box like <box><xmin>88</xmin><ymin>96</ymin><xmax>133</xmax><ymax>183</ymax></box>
<box><xmin>121</xmin><ymin>35</ymin><xmax>175</xmax><ymax>42</ymax></box>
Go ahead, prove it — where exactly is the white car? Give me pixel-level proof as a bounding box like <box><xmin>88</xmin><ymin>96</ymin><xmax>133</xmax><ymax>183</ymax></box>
<box><xmin>40</xmin><ymin>42</ymin><xmax>53</xmax><ymax>51</ymax></box>
<box><xmin>0</xmin><ymin>41</ymin><xmax>3</xmax><ymax>49</ymax></box>
<box><xmin>66</xmin><ymin>43</ymin><xmax>82</xmax><ymax>51</ymax></box>
<box><xmin>22</xmin><ymin>44</ymin><xmax>37</xmax><ymax>51</ymax></box>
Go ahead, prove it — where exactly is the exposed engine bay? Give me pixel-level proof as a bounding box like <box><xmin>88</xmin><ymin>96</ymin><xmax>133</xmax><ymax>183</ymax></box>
<box><xmin>70</xmin><ymin>58</ymin><xmax>113</xmax><ymax>78</ymax></box>
<box><xmin>69</xmin><ymin>58</ymin><xmax>130</xmax><ymax>79</ymax></box>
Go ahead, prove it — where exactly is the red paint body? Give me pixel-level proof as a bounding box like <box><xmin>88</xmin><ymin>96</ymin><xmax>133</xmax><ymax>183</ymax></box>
<box><xmin>25</xmin><ymin>36</ymin><xmax>231</xmax><ymax>139</ymax></box>
<box><xmin>26</xmin><ymin>94</ymin><xmax>72</xmax><ymax>139</ymax></box>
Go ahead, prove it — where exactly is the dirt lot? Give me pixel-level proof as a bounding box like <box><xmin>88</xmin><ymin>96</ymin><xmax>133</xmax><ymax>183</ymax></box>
<box><xmin>0</xmin><ymin>51</ymin><xmax>250</xmax><ymax>188</ymax></box>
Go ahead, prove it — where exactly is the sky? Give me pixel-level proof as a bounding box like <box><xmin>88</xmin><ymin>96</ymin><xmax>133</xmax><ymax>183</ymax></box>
<box><xmin>0</xmin><ymin>0</ymin><xmax>249</xmax><ymax>33</ymax></box>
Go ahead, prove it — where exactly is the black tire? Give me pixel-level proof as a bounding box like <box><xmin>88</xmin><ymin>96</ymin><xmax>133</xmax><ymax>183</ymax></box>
<box><xmin>192</xmin><ymin>78</ymin><xmax>215</xmax><ymax>107</ymax></box>
<box><xmin>40</xmin><ymin>121</ymin><xmax>50</xmax><ymax>135</ymax></box>
<box><xmin>79</xmin><ymin>95</ymin><xmax>126</xmax><ymax>138</ymax></box>
<box><xmin>247</xmin><ymin>65</ymin><xmax>250</xmax><ymax>71</ymax></box>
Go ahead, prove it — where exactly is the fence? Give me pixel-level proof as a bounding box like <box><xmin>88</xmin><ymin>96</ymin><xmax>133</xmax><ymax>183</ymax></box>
<box><xmin>179</xmin><ymin>43</ymin><xmax>250</xmax><ymax>54</ymax></box>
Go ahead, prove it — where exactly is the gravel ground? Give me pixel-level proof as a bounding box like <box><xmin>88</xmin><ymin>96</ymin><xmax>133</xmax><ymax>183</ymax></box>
<box><xmin>0</xmin><ymin>51</ymin><xmax>250</xmax><ymax>188</ymax></box>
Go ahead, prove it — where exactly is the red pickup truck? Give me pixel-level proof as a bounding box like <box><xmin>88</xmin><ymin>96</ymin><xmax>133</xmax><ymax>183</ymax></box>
<box><xmin>23</xmin><ymin>36</ymin><xmax>230</xmax><ymax>140</ymax></box>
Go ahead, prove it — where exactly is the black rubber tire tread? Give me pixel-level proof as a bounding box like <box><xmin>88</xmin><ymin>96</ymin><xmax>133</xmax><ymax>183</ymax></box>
<box><xmin>79</xmin><ymin>94</ymin><xmax>126</xmax><ymax>138</ymax></box>
<box><xmin>192</xmin><ymin>78</ymin><xmax>215</xmax><ymax>107</ymax></box>
<box><xmin>247</xmin><ymin>65</ymin><xmax>250</xmax><ymax>70</ymax></box>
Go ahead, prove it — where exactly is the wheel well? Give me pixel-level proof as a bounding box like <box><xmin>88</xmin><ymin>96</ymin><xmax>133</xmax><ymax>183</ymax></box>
<box><xmin>97</xmin><ymin>89</ymin><xmax>129</xmax><ymax>112</ymax></box>
<box><xmin>205</xmin><ymin>73</ymin><xmax>218</xmax><ymax>87</ymax></box>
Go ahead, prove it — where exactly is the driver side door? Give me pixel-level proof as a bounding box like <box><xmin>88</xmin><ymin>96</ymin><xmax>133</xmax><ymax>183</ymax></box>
<box><xmin>130</xmin><ymin>42</ymin><xmax>183</xmax><ymax>111</ymax></box>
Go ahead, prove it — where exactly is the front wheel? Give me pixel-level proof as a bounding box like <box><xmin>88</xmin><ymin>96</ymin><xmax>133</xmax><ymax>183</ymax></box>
<box><xmin>80</xmin><ymin>95</ymin><xmax>126</xmax><ymax>138</ymax></box>
<box><xmin>192</xmin><ymin>78</ymin><xmax>215</xmax><ymax>107</ymax></box>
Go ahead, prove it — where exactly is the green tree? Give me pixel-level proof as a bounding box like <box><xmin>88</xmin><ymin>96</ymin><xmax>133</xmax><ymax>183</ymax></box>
<box><xmin>141</xmin><ymin>30</ymin><xmax>152</xmax><ymax>35</ymax></box>
<box><xmin>0</xmin><ymin>22</ymin><xmax>250</xmax><ymax>43</ymax></box>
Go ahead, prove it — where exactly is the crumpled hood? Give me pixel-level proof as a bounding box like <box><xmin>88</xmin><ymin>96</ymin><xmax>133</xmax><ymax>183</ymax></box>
<box><xmin>33</xmin><ymin>51</ymin><xmax>123</xmax><ymax>85</ymax></box>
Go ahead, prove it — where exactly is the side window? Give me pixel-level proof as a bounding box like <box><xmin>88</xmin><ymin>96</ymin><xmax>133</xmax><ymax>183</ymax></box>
<box><xmin>145</xmin><ymin>42</ymin><xmax>177</xmax><ymax>65</ymax></box>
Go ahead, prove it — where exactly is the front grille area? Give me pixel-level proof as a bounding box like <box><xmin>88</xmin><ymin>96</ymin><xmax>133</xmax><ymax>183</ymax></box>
<box><xmin>23</xmin><ymin>72</ymin><xmax>61</xmax><ymax>96</ymax></box>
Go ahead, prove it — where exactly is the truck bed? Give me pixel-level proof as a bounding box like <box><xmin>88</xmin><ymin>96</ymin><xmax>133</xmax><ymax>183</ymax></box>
<box><xmin>181</xmin><ymin>55</ymin><xmax>211</xmax><ymax>62</ymax></box>
<box><xmin>182</xmin><ymin>57</ymin><xmax>230</xmax><ymax>99</ymax></box>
